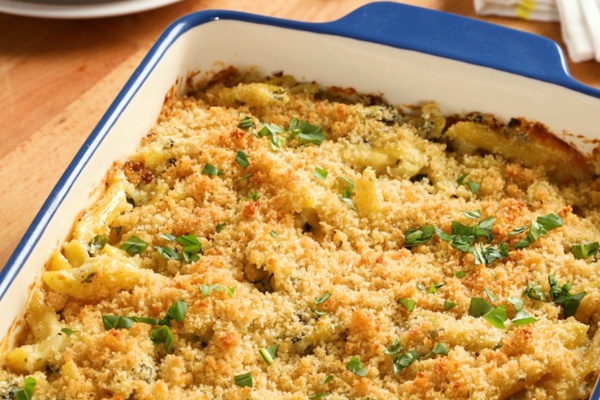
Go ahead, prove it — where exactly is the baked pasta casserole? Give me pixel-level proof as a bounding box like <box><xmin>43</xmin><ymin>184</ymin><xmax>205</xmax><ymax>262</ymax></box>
<box><xmin>1</xmin><ymin>68</ymin><xmax>599</xmax><ymax>400</ymax></box>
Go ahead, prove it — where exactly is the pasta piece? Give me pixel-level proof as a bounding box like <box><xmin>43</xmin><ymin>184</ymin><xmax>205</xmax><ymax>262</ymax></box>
<box><xmin>446</xmin><ymin>121</ymin><xmax>591</xmax><ymax>182</ymax></box>
<box><xmin>6</xmin><ymin>292</ymin><xmax>69</xmax><ymax>374</ymax></box>
<box><xmin>71</xmin><ymin>171</ymin><xmax>131</xmax><ymax>247</ymax></box>
<box><xmin>206</xmin><ymin>82</ymin><xmax>290</xmax><ymax>109</ymax></box>
<box><xmin>49</xmin><ymin>250</ymin><xmax>71</xmax><ymax>272</ymax></box>
<box><xmin>62</xmin><ymin>240</ymin><xmax>89</xmax><ymax>269</ymax></box>
<box><xmin>42</xmin><ymin>254</ymin><xmax>161</xmax><ymax>300</ymax></box>
<box><xmin>294</xmin><ymin>316</ymin><xmax>342</xmax><ymax>352</ymax></box>
<box><xmin>354</xmin><ymin>169</ymin><xmax>383</xmax><ymax>216</ymax></box>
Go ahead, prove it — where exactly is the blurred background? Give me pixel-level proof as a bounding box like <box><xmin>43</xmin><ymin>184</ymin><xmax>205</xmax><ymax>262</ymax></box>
<box><xmin>0</xmin><ymin>0</ymin><xmax>598</xmax><ymax>269</ymax></box>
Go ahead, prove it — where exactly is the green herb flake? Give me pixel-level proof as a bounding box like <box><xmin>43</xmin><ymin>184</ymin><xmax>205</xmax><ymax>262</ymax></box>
<box><xmin>158</xmin><ymin>233</ymin><xmax>176</xmax><ymax>242</ymax></box>
<box><xmin>234</xmin><ymin>150</ymin><xmax>249</xmax><ymax>169</ymax></box>
<box><xmin>14</xmin><ymin>376</ymin><xmax>36</xmax><ymax>400</ymax></box>
<box><xmin>164</xmin><ymin>300</ymin><xmax>188</xmax><ymax>324</ymax></box>
<box><xmin>309</xmin><ymin>393</ymin><xmax>329</xmax><ymax>399</ymax></box>
<box><xmin>463</xmin><ymin>210</ymin><xmax>482</xmax><ymax>219</ymax></box>
<box><xmin>239</xmin><ymin>116</ymin><xmax>254</xmax><ymax>130</ymax></box>
<box><xmin>454</xmin><ymin>271</ymin><xmax>466</xmax><ymax>278</ymax></box>
<box><xmin>398</xmin><ymin>298</ymin><xmax>416</xmax><ymax>312</ymax></box>
<box><xmin>115</xmin><ymin>226</ymin><xmax>122</xmax><ymax>236</ymax></box>
<box><xmin>319</xmin><ymin>375</ymin><xmax>334</xmax><ymax>385</ymax></box>
<box><xmin>155</xmin><ymin>246</ymin><xmax>182</xmax><ymax>261</ymax></box>
<box><xmin>313</xmin><ymin>167</ymin><xmax>328</xmax><ymax>181</ymax></box>
<box><xmin>239</xmin><ymin>173</ymin><xmax>253</xmax><ymax>182</ymax></box>
<box><xmin>392</xmin><ymin>350</ymin><xmax>419</xmax><ymax>374</ymax></box>
<box><xmin>431</xmin><ymin>343</ymin><xmax>448</xmax><ymax>356</ymax></box>
<box><xmin>176</xmin><ymin>234</ymin><xmax>203</xmax><ymax>255</ymax></box>
<box><xmin>202</xmin><ymin>163</ymin><xmax>224</xmax><ymax>176</ymax></box>
<box><xmin>270</xmin><ymin>230</ymin><xmax>279</xmax><ymax>238</ymax></box>
<box><xmin>493</xmin><ymin>342</ymin><xmax>504</xmax><ymax>350</ymax></box>
<box><xmin>485</xmin><ymin>305</ymin><xmax>507</xmax><ymax>329</ymax></box>
<box><xmin>404</xmin><ymin>226</ymin><xmax>435</xmax><ymax>247</ymax></box>
<box><xmin>346</xmin><ymin>356</ymin><xmax>368</xmax><ymax>377</ymax></box>
<box><xmin>548</xmin><ymin>274</ymin><xmax>586</xmax><ymax>318</ymax></box>
<box><xmin>315</xmin><ymin>291</ymin><xmax>331</xmax><ymax>305</ymax></box>
<box><xmin>242</xmin><ymin>192</ymin><xmax>260</xmax><ymax>201</ymax></box>
<box><xmin>120</xmin><ymin>236</ymin><xmax>148</xmax><ymax>256</ymax></box>
<box><xmin>508</xmin><ymin>225</ymin><xmax>528</xmax><ymax>235</ymax></box>
<box><xmin>465</xmin><ymin>181</ymin><xmax>480</xmax><ymax>193</ymax></box>
<box><xmin>537</xmin><ymin>213</ymin><xmax>564</xmax><ymax>231</ymax></box>
<box><xmin>150</xmin><ymin>325</ymin><xmax>175</xmax><ymax>353</ymax></box>
<box><xmin>89</xmin><ymin>234</ymin><xmax>109</xmax><ymax>255</ymax></box>
<box><xmin>457</xmin><ymin>174</ymin><xmax>469</xmax><ymax>185</ymax></box>
<box><xmin>524</xmin><ymin>282</ymin><xmax>546</xmax><ymax>302</ymax></box>
<box><xmin>216</xmin><ymin>222</ymin><xmax>227</xmax><ymax>233</ymax></box>
<box><xmin>573</xmin><ymin>242</ymin><xmax>600</xmax><ymax>259</ymax></box>
<box><xmin>61</xmin><ymin>328</ymin><xmax>78</xmax><ymax>336</ymax></box>
<box><xmin>511</xmin><ymin>310</ymin><xmax>537</xmax><ymax>325</ymax></box>
<box><xmin>234</xmin><ymin>372</ymin><xmax>253</xmax><ymax>388</ymax></box>
<box><xmin>469</xmin><ymin>297</ymin><xmax>494</xmax><ymax>318</ymax></box>
<box><xmin>102</xmin><ymin>315</ymin><xmax>134</xmax><ymax>330</ymax></box>
<box><xmin>484</xmin><ymin>288</ymin><xmax>497</xmax><ymax>302</ymax></box>
<box><xmin>416</xmin><ymin>283</ymin><xmax>427</xmax><ymax>292</ymax></box>
<box><xmin>444</xmin><ymin>300</ymin><xmax>459</xmax><ymax>310</ymax></box>
<box><xmin>507</xmin><ymin>296</ymin><xmax>524</xmax><ymax>311</ymax></box>
<box><xmin>336</xmin><ymin>176</ymin><xmax>355</xmax><ymax>199</ymax></box>
<box><xmin>259</xmin><ymin>344</ymin><xmax>279</xmax><ymax>366</ymax></box>
<box><xmin>182</xmin><ymin>252</ymin><xmax>200</xmax><ymax>264</ymax></box>
<box><xmin>384</xmin><ymin>337</ymin><xmax>403</xmax><ymax>355</ymax></box>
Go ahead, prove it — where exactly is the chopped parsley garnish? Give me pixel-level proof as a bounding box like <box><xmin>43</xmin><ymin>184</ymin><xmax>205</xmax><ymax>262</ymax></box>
<box><xmin>313</xmin><ymin>310</ymin><xmax>327</xmax><ymax>318</ymax></box>
<box><xmin>313</xmin><ymin>167</ymin><xmax>328</xmax><ymax>181</ymax></box>
<box><xmin>102</xmin><ymin>315</ymin><xmax>134</xmax><ymax>330</ymax></box>
<box><xmin>270</xmin><ymin>230</ymin><xmax>279</xmax><ymax>238</ymax></box>
<box><xmin>239</xmin><ymin>173</ymin><xmax>253</xmax><ymax>181</ymax></box>
<box><xmin>469</xmin><ymin>297</ymin><xmax>507</xmax><ymax>329</ymax></box>
<box><xmin>120</xmin><ymin>236</ymin><xmax>148</xmax><ymax>256</ymax></box>
<box><xmin>315</xmin><ymin>291</ymin><xmax>331</xmax><ymax>305</ymax></box>
<box><xmin>216</xmin><ymin>222</ymin><xmax>227</xmax><ymax>233</ymax></box>
<box><xmin>428</xmin><ymin>282</ymin><xmax>446</xmax><ymax>293</ymax></box>
<box><xmin>398</xmin><ymin>298</ymin><xmax>416</xmax><ymax>312</ymax></box>
<box><xmin>404</xmin><ymin>226</ymin><xmax>435</xmax><ymax>247</ymax></box>
<box><xmin>155</xmin><ymin>246</ymin><xmax>182</xmax><ymax>261</ymax></box>
<box><xmin>14</xmin><ymin>376</ymin><xmax>36</xmax><ymax>400</ymax></box>
<box><xmin>484</xmin><ymin>288</ymin><xmax>497</xmax><ymax>302</ymax></box>
<box><xmin>392</xmin><ymin>350</ymin><xmax>419</xmax><ymax>374</ymax></box>
<box><xmin>259</xmin><ymin>344</ymin><xmax>279</xmax><ymax>366</ymax></box>
<box><xmin>512</xmin><ymin>213</ymin><xmax>563</xmax><ymax>249</ymax></box>
<box><xmin>202</xmin><ymin>163</ymin><xmax>224</xmax><ymax>176</ymax></box>
<box><xmin>160</xmin><ymin>300</ymin><xmax>188</xmax><ymax>326</ymax></box>
<box><xmin>176</xmin><ymin>234</ymin><xmax>203</xmax><ymax>255</ymax></box>
<box><xmin>384</xmin><ymin>337</ymin><xmax>403</xmax><ymax>355</ymax></box>
<box><xmin>463</xmin><ymin>210</ymin><xmax>482</xmax><ymax>219</ymax></box>
<box><xmin>150</xmin><ymin>325</ymin><xmax>175</xmax><ymax>353</ymax></box>
<box><xmin>524</xmin><ymin>282</ymin><xmax>546</xmax><ymax>301</ymax></box>
<box><xmin>182</xmin><ymin>252</ymin><xmax>199</xmax><ymax>264</ymax></box>
<box><xmin>573</xmin><ymin>242</ymin><xmax>599</xmax><ymax>259</ymax></box>
<box><xmin>508</xmin><ymin>225</ymin><xmax>528</xmax><ymax>235</ymax></box>
<box><xmin>89</xmin><ymin>234</ymin><xmax>109</xmax><ymax>255</ymax></box>
<box><xmin>457</xmin><ymin>173</ymin><xmax>480</xmax><ymax>193</ymax></box>
<box><xmin>61</xmin><ymin>328</ymin><xmax>78</xmax><ymax>336</ymax></box>
<box><xmin>234</xmin><ymin>372</ymin><xmax>253</xmax><ymax>388</ymax></box>
<box><xmin>336</xmin><ymin>177</ymin><xmax>355</xmax><ymax>210</ymax></box>
<box><xmin>548</xmin><ymin>274</ymin><xmax>586</xmax><ymax>318</ymax></box>
<box><xmin>238</xmin><ymin>116</ymin><xmax>254</xmax><ymax>130</ymax></box>
<box><xmin>511</xmin><ymin>310</ymin><xmax>537</xmax><ymax>325</ymax></box>
<box><xmin>507</xmin><ymin>296</ymin><xmax>524</xmax><ymax>311</ymax></box>
<box><xmin>494</xmin><ymin>343</ymin><xmax>504</xmax><ymax>350</ymax></box>
<box><xmin>416</xmin><ymin>283</ymin><xmax>427</xmax><ymax>292</ymax></box>
<box><xmin>257</xmin><ymin>123</ymin><xmax>285</xmax><ymax>151</ymax></box>
<box><xmin>242</xmin><ymin>192</ymin><xmax>260</xmax><ymax>201</ymax></box>
<box><xmin>235</xmin><ymin>150</ymin><xmax>249</xmax><ymax>168</ymax></box>
<box><xmin>158</xmin><ymin>233</ymin><xmax>176</xmax><ymax>242</ymax></box>
<box><xmin>319</xmin><ymin>375</ymin><xmax>334</xmax><ymax>385</ymax></box>
<box><xmin>115</xmin><ymin>226</ymin><xmax>122</xmax><ymax>236</ymax></box>
<box><xmin>454</xmin><ymin>271</ymin><xmax>466</xmax><ymax>278</ymax></box>
<box><xmin>198</xmin><ymin>284</ymin><xmax>236</xmax><ymax>298</ymax></box>
<box><xmin>444</xmin><ymin>300</ymin><xmax>458</xmax><ymax>310</ymax></box>
<box><xmin>288</xmin><ymin>118</ymin><xmax>326</xmax><ymax>145</ymax></box>
<box><xmin>428</xmin><ymin>343</ymin><xmax>448</xmax><ymax>356</ymax></box>
<box><xmin>346</xmin><ymin>356</ymin><xmax>368</xmax><ymax>377</ymax></box>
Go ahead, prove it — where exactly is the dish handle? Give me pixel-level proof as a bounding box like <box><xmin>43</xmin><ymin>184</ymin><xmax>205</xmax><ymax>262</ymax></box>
<box><xmin>322</xmin><ymin>1</ymin><xmax>596</xmax><ymax>97</ymax></box>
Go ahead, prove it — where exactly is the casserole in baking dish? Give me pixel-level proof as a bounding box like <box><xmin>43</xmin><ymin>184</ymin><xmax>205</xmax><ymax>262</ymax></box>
<box><xmin>1</xmin><ymin>2</ymin><xmax>600</xmax><ymax>399</ymax></box>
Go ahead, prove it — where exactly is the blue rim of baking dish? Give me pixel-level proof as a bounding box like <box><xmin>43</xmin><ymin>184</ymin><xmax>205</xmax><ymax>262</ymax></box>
<box><xmin>2</xmin><ymin>4</ymin><xmax>600</xmax><ymax>394</ymax></box>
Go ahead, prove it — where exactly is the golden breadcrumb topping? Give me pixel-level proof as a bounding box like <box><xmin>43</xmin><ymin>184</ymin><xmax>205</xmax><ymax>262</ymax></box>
<box><xmin>1</xmin><ymin>72</ymin><xmax>600</xmax><ymax>400</ymax></box>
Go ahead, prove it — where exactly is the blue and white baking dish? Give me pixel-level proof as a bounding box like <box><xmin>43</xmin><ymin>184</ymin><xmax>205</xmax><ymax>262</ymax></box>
<box><xmin>1</xmin><ymin>1</ymin><xmax>599</xmax><ymax>396</ymax></box>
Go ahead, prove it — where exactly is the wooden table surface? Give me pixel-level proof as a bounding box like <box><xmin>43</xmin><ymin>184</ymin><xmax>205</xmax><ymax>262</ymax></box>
<box><xmin>0</xmin><ymin>0</ymin><xmax>599</xmax><ymax>270</ymax></box>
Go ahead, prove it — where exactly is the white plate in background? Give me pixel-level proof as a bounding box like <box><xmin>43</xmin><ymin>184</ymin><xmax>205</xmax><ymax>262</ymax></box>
<box><xmin>0</xmin><ymin>0</ymin><xmax>184</xmax><ymax>19</ymax></box>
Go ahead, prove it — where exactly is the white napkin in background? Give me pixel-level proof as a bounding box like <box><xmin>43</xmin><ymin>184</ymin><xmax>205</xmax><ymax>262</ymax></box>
<box><xmin>555</xmin><ymin>0</ymin><xmax>595</xmax><ymax>62</ymax></box>
<box><xmin>475</xmin><ymin>0</ymin><xmax>600</xmax><ymax>63</ymax></box>
<box><xmin>474</xmin><ymin>0</ymin><xmax>560</xmax><ymax>21</ymax></box>
<box><xmin>579</xmin><ymin>0</ymin><xmax>600</xmax><ymax>61</ymax></box>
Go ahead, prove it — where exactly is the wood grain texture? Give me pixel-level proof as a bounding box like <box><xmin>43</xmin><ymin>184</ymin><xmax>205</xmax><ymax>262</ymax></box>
<box><xmin>0</xmin><ymin>0</ymin><xmax>599</xmax><ymax>270</ymax></box>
